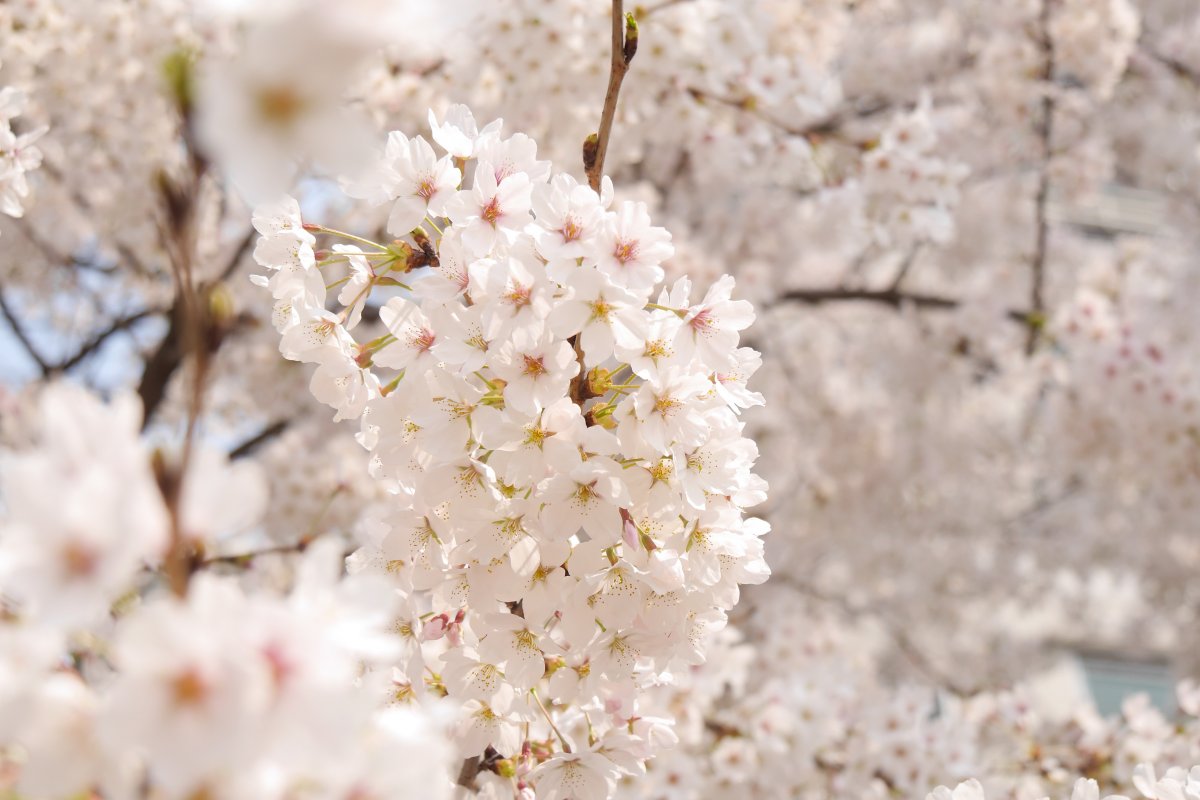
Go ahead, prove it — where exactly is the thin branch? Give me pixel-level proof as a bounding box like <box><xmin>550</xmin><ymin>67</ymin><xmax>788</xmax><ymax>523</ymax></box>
<box><xmin>0</xmin><ymin>288</ymin><xmax>49</xmax><ymax>375</ymax></box>
<box><xmin>887</xmin><ymin>245</ymin><xmax>923</xmax><ymax>292</ymax></box>
<box><xmin>776</xmin><ymin>576</ymin><xmax>973</xmax><ymax>696</ymax></box>
<box><xmin>455</xmin><ymin>757</ymin><xmax>483</xmax><ymax>792</ymax></box>
<box><xmin>686</xmin><ymin>85</ymin><xmax>891</xmax><ymax>144</ymax></box>
<box><xmin>218</xmin><ymin>227</ymin><xmax>255</xmax><ymax>283</ymax></box>
<box><xmin>38</xmin><ymin>161</ymin><xmax>156</xmax><ymax>278</ymax></box>
<box><xmin>229</xmin><ymin>419</ymin><xmax>290</xmax><ymax>460</ymax></box>
<box><xmin>775</xmin><ymin>286</ymin><xmax>1034</xmax><ymax>326</ymax></box>
<box><xmin>200</xmin><ymin>537</ymin><xmax>317</xmax><ymax>567</ymax></box>
<box><xmin>637</xmin><ymin>0</ymin><xmax>695</xmax><ymax>17</ymax></box>
<box><xmin>53</xmin><ymin>308</ymin><xmax>160</xmax><ymax>373</ymax></box>
<box><xmin>583</xmin><ymin>0</ymin><xmax>638</xmax><ymax>192</ymax></box>
<box><xmin>572</xmin><ymin>1</ymin><xmax>639</xmax><ymax>402</ymax></box>
<box><xmin>530</xmin><ymin>688</ymin><xmax>573</xmax><ymax>753</ymax></box>
<box><xmin>1027</xmin><ymin>0</ymin><xmax>1057</xmax><ymax>354</ymax></box>
<box><xmin>999</xmin><ymin>477</ymin><xmax>1083</xmax><ymax>537</ymax></box>
<box><xmin>153</xmin><ymin>80</ymin><xmax>225</xmax><ymax>598</ymax></box>
<box><xmin>138</xmin><ymin>307</ymin><xmax>183</xmax><ymax>429</ymax></box>
<box><xmin>9</xmin><ymin>217</ymin><xmax>109</xmax><ymax>273</ymax></box>
<box><xmin>1141</xmin><ymin>45</ymin><xmax>1200</xmax><ymax>87</ymax></box>
<box><xmin>201</xmin><ymin>484</ymin><xmax>348</xmax><ymax>568</ymax></box>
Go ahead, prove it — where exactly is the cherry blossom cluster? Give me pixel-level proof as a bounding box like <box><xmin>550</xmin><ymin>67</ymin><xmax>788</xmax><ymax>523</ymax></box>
<box><xmin>1051</xmin><ymin>289</ymin><xmax>1200</xmax><ymax>469</ymax></box>
<box><xmin>0</xmin><ymin>383</ymin><xmax>454</xmax><ymax>799</ymax></box>
<box><xmin>618</xmin><ymin>590</ymin><xmax>981</xmax><ymax>800</ymax></box>
<box><xmin>4</xmin><ymin>0</ymin><xmax>1200</xmax><ymax>797</ymax></box>
<box><xmin>930</xmin><ymin>764</ymin><xmax>1200</xmax><ymax>800</ymax></box>
<box><xmin>858</xmin><ymin>97</ymin><xmax>969</xmax><ymax>247</ymax></box>
<box><xmin>1049</xmin><ymin>0</ymin><xmax>1139</xmax><ymax>101</ymax></box>
<box><xmin>617</xmin><ymin>582</ymin><xmax>1200</xmax><ymax>800</ymax></box>
<box><xmin>0</xmin><ymin>0</ymin><xmax>187</xmax><ymax>281</ymax></box>
<box><xmin>0</xmin><ymin>85</ymin><xmax>43</xmax><ymax>233</ymax></box>
<box><xmin>252</xmin><ymin>104</ymin><xmax>769</xmax><ymax>797</ymax></box>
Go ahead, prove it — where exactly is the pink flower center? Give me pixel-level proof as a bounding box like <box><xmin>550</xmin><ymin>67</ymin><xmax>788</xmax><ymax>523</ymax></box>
<box><xmin>409</xmin><ymin>328</ymin><xmax>436</xmax><ymax>352</ymax></box>
<box><xmin>504</xmin><ymin>284</ymin><xmax>532</xmax><ymax>308</ymax></box>
<box><xmin>481</xmin><ymin>197</ymin><xmax>502</xmax><ymax>225</ymax></box>
<box><xmin>522</xmin><ymin>354</ymin><xmax>547</xmax><ymax>377</ymax></box>
<box><xmin>689</xmin><ymin>309</ymin><xmax>715</xmax><ymax>332</ymax></box>
<box><xmin>613</xmin><ymin>239</ymin><xmax>639</xmax><ymax>265</ymax></box>
<box><xmin>561</xmin><ymin>217</ymin><xmax>583</xmax><ymax>242</ymax></box>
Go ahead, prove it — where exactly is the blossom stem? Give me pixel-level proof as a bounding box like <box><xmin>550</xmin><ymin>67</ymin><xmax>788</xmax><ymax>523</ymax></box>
<box><xmin>310</xmin><ymin>224</ymin><xmax>384</xmax><ymax>250</ymax></box>
<box><xmin>530</xmin><ymin>688</ymin><xmax>572</xmax><ymax>753</ymax></box>
<box><xmin>317</xmin><ymin>252</ymin><xmax>391</xmax><ymax>269</ymax></box>
<box><xmin>582</xmin><ymin>710</ymin><xmax>598</xmax><ymax>746</ymax></box>
<box><xmin>473</xmin><ymin>371</ymin><xmax>499</xmax><ymax>391</ymax></box>
<box><xmin>423</xmin><ymin>216</ymin><xmax>445</xmax><ymax>236</ymax></box>
<box><xmin>381</xmin><ymin>371</ymin><xmax>406</xmax><ymax>396</ymax></box>
<box><xmin>365</xmin><ymin>333</ymin><xmax>397</xmax><ymax>352</ymax></box>
<box><xmin>337</xmin><ymin>277</ymin><xmax>381</xmax><ymax>323</ymax></box>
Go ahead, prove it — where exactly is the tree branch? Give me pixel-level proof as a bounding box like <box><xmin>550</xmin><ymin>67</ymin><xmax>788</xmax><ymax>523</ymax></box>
<box><xmin>685</xmin><ymin>86</ymin><xmax>887</xmax><ymax>145</ymax></box>
<box><xmin>1027</xmin><ymin>0</ymin><xmax>1057</xmax><ymax>354</ymax></box>
<box><xmin>572</xmin><ymin>1</ymin><xmax>640</xmax><ymax>403</ymax></box>
<box><xmin>218</xmin><ymin>227</ymin><xmax>255</xmax><ymax>283</ymax></box>
<box><xmin>53</xmin><ymin>308</ymin><xmax>160</xmax><ymax>373</ymax></box>
<box><xmin>637</xmin><ymin>0</ymin><xmax>696</xmax><ymax>18</ymax></box>
<box><xmin>887</xmin><ymin>245</ymin><xmax>922</xmax><ymax>292</ymax></box>
<box><xmin>0</xmin><ymin>287</ymin><xmax>49</xmax><ymax>376</ymax></box>
<box><xmin>775</xmin><ymin>286</ymin><xmax>1034</xmax><ymax>326</ymax></box>
<box><xmin>1141</xmin><ymin>45</ymin><xmax>1200</xmax><ymax>87</ymax></box>
<box><xmin>38</xmin><ymin>162</ymin><xmax>156</xmax><ymax>278</ymax></box>
<box><xmin>138</xmin><ymin>305</ymin><xmax>183</xmax><ymax>429</ymax></box>
<box><xmin>229</xmin><ymin>419</ymin><xmax>290</xmax><ymax>460</ymax></box>
<box><xmin>200</xmin><ymin>537</ymin><xmax>318</xmax><ymax>567</ymax></box>
<box><xmin>9</xmin><ymin>217</ymin><xmax>116</xmax><ymax>274</ymax></box>
<box><xmin>583</xmin><ymin>0</ymin><xmax>638</xmax><ymax>192</ymax></box>
<box><xmin>455</xmin><ymin>757</ymin><xmax>484</xmax><ymax>792</ymax></box>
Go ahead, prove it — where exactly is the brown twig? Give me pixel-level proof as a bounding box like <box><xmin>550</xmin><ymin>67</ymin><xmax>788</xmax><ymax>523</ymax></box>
<box><xmin>583</xmin><ymin>0</ymin><xmax>638</xmax><ymax>192</ymax></box>
<box><xmin>685</xmin><ymin>85</ymin><xmax>892</xmax><ymax>145</ymax></box>
<box><xmin>229</xmin><ymin>419</ymin><xmax>290</xmax><ymax>460</ymax></box>
<box><xmin>570</xmin><ymin>1</ymin><xmax>640</xmax><ymax>405</ymax></box>
<box><xmin>200</xmin><ymin>484</ymin><xmax>348</xmax><ymax>568</ymax></box>
<box><xmin>0</xmin><ymin>287</ymin><xmax>49</xmax><ymax>375</ymax></box>
<box><xmin>887</xmin><ymin>245</ymin><xmax>923</xmax><ymax>292</ymax></box>
<box><xmin>1141</xmin><ymin>45</ymin><xmax>1200</xmax><ymax>87</ymax></box>
<box><xmin>775</xmin><ymin>286</ymin><xmax>1034</xmax><ymax>327</ymax></box>
<box><xmin>38</xmin><ymin>162</ymin><xmax>156</xmax><ymax>278</ymax></box>
<box><xmin>217</xmin><ymin>227</ymin><xmax>255</xmax><ymax>283</ymax></box>
<box><xmin>1027</xmin><ymin>0</ymin><xmax>1057</xmax><ymax>354</ymax></box>
<box><xmin>455</xmin><ymin>757</ymin><xmax>483</xmax><ymax>792</ymax></box>
<box><xmin>153</xmin><ymin>74</ymin><xmax>229</xmax><ymax>598</ymax></box>
<box><xmin>200</xmin><ymin>536</ymin><xmax>318</xmax><ymax>567</ymax></box>
<box><xmin>53</xmin><ymin>308</ymin><xmax>160</xmax><ymax>373</ymax></box>
<box><xmin>137</xmin><ymin>308</ymin><xmax>183</xmax><ymax>429</ymax></box>
<box><xmin>635</xmin><ymin>0</ymin><xmax>695</xmax><ymax>17</ymax></box>
<box><xmin>9</xmin><ymin>217</ymin><xmax>115</xmax><ymax>275</ymax></box>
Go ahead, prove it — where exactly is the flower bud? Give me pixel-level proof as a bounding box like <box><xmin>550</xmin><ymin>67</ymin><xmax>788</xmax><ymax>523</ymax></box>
<box><xmin>587</xmin><ymin>366</ymin><xmax>613</xmax><ymax>396</ymax></box>
<box><xmin>421</xmin><ymin>615</ymin><xmax>448</xmax><ymax>641</ymax></box>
